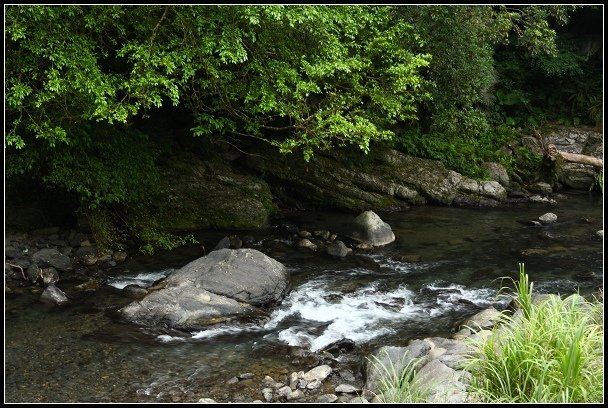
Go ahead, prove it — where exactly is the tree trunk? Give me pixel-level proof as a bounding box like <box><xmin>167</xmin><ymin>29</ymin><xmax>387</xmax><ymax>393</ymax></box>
<box><xmin>546</xmin><ymin>144</ymin><xmax>603</xmax><ymax>168</ymax></box>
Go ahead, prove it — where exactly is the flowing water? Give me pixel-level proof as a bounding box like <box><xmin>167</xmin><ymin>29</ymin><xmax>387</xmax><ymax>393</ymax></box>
<box><xmin>4</xmin><ymin>192</ymin><xmax>603</xmax><ymax>403</ymax></box>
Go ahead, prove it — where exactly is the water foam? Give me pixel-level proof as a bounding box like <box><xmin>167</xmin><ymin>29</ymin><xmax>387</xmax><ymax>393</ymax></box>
<box><xmin>106</xmin><ymin>268</ymin><xmax>174</xmax><ymax>290</ymax></box>
<box><xmin>426</xmin><ymin>282</ymin><xmax>507</xmax><ymax>307</ymax></box>
<box><xmin>262</xmin><ymin>269</ymin><xmax>509</xmax><ymax>352</ymax></box>
<box><xmin>128</xmin><ymin>261</ymin><xmax>506</xmax><ymax>352</ymax></box>
<box><xmin>264</xmin><ymin>277</ymin><xmax>420</xmax><ymax>351</ymax></box>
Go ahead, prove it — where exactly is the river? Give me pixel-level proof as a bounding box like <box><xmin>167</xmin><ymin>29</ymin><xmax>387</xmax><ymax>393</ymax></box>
<box><xmin>4</xmin><ymin>192</ymin><xmax>603</xmax><ymax>403</ymax></box>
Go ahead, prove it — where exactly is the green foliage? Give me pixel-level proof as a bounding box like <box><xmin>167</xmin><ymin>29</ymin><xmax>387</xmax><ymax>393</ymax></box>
<box><xmin>4</xmin><ymin>4</ymin><xmax>435</xmax><ymax>250</ymax></box>
<box><xmin>86</xmin><ymin>206</ymin><xmax>128</xmax><ymax>252</ymax></box>
<box><xmin>391</xmin><ymin>5</ymin><xmax>591</xmax><ymax>178</ymax></box>
<box><xmin>563</xmin><ymin>72</ymin><xmax>603</xmax><ymax>127</ymax></box>
<box><xmin>85</xmin><ymin>203</ymin><xmax>198</xmax><ymax>255</ymax></box>
<box><xmin>394</xmin><ymin>123</ymin><xmax>518</xmax><ymax>179</ymax></box>
<box><xmin>465</xmin><ymin>264</ymin><xmax>604</xmax><ymax>403</ymax></box>
<box><xmin>5</xmin><ymin>121</ymin><xmax>195</xmax><ymax>253</ymax></box>
<box><xmin>6</xmin><ymin>3</ymin><xmax>590</xmax><ymax>166</ymax></box>
<box><xmin>492</xmin><ymin>14</ymin><xmax>602</xmax><ymax>129</ymax></box>
<box><xmin>44</xmin><ymin>125</ymin><xmax>161</xmax><ymax>208</ymax></box>
<box><xmin>186</xmin><ymin>6</ymin><xmax>432</xmax><ymax>160</ymax></box>
<box><xmin>6</xmin><ymin>4</ymin><xmax>591</xmax><ymax>165</ymax></box>
<box><xmin>512</xmin><ymin>145</ymin><xmax>544</xmax><ymax>181</ymax></box>
<box><xmin>532</xmin><ymin>37</ymin><xmax>585</xmax><ymax>77</ymax></box>
<box><xmin>590</xmin><ymin>171</ymin><xmax>603</xmax><ymax>194</ymax></box>
<box><xmin>396</xmin><ymin>5</ymin><xmax>582</xmax><ymax>132</ymax></box>
<box><xmin>367</xmin><ymin>350</ymin><xmax>430</xmax><ymax>403</ymax></box>
<box><xmin>5</xmin><ymin>5</ymin><xmax>432</xmax><ymax>161</ymax></box>
<box><xmin>4</xmin><ymin>4</ymin><xmax>598</xmax><ymax>250</ymax></box>
<box><xmin>129</xmin><ymin>212</ymin><xmax>198</xmax><ymax>255</ymax></box>
<box><xmin>513</xmin><ymin>263</ymin><xmax>533</xmax><ymax>318</ymax></box>
<box><xmin>6</xmin><ymin>6</ymin><xmax>145</xmax><ymax>148</ymax></box>
<box><xmin>489</xmin><ymin>5</ymin><xmax>580</xmax><ymax>57</ymax></box>
<box><xmin>398</xmin><ymin>6</ymin><xmax>498</xmax><ymax>115</ymax></box>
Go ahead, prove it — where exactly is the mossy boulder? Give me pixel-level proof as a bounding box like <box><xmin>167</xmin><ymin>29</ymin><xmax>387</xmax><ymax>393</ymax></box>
<box><xmin>159</xmin><ymin>154</ymin><xmax>275</xmax><ymax>230</ymax></box>
<box><xmin>246</xmin><ymin>146</ymin><xmax>506</xmax><ymax>211</ymax></box>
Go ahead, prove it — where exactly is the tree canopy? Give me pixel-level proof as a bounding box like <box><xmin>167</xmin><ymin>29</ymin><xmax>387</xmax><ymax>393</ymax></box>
<box><xmin>6</xmin><ymin>5</ymin><xmax>592</xmax><ymax>159</ymax></box>
<box><xmin>4</xmin><ymin>4</ymin><xmax>600</xmax><ymax>251</ymax></box>
<box><xmin>5</xmin><ymin>5</ymin><xmax>433</xmax><ymax>161</ymax></box>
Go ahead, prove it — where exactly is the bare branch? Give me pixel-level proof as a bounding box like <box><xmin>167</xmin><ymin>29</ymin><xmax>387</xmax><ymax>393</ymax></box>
<box><xmin>6</xmin><ymin>262</ymin><xmax>27</xmax><ymax>281</ymax></box>
<box><xmin>148</xmin><ymin>6</ymin><xmax>170</xmax><ymax>57</ymax></box>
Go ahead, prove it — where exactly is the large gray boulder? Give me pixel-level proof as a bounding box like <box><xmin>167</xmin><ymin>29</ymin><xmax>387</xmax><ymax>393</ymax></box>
<box><xmin>119</xmin><ymin>286</ymin><xmax>257</xmax><ymax>329</ymax></box>
<box><xmin>166</xmin><ymin>248</ymin><xmax>289</xmax><ymax>307</ymax></box>
<box><xmin>119</xmin><ymin>249</ymin><xmax>289</xmax><ymax>330</ymax></box>
<box><xmin>346</xmin><ymin>211</ymin><xmax>395</xmax><ymax>246</ymax></box>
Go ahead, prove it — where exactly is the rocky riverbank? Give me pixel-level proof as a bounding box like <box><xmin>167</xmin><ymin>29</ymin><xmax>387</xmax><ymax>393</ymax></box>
<box><xmin>5</xmin><ymin>123</ymin><xmax>604</xmax><ymax>404</ymax></box>
<box><xmin>190</xmin><ymin>305</ymin><xmax>505</xmax><ymax>403</ymax></box>
<box><xmin>5</xmin><ymin>203</ymin><xmax>603</xmax><ymax>403</ymax></box>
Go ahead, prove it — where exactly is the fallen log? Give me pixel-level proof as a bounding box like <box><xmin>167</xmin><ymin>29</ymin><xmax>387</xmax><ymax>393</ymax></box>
<box><xmin>546</xmin><ymin>144</ymin><xmax>603</xmax><ymax>168</ymax></box>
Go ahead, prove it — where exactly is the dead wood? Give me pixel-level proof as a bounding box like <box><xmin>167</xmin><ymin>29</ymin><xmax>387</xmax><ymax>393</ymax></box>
<box><xmin>546</xmin><ymin>144</ymin><xmax>603</xmax><ymax>168</ymax></box>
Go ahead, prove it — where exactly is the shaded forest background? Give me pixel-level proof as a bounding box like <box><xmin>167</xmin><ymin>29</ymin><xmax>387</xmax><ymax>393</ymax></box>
<box><xmin>4</xmin><ymin>5</ymin><xmax>603</xmax><ymax>253</ymax></box>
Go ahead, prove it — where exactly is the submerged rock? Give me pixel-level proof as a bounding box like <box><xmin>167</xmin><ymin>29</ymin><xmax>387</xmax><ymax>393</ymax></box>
<box><xmin>538</xmin><ymin>212</ymin><xmax>558</xmax><ymax>224</ymax></box>
<box><xmin>326</xmin><ymin>240</ymin><xmax>352</xmax><ymax>258</ymax></box>
<box><xmin>122</xmin><ymin>284</ymin><xmax>148</xmax><ymax>299</ymax></box>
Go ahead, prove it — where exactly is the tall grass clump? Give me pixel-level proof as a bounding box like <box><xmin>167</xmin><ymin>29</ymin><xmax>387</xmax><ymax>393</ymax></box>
<box><xmin>464</xmin><ymin>263</ymin><xmax>604</xmax><ymax>403</ymax></box>
<box><xmin>366</xmin><ymin>349</ymin><xmax>431</xmax><ymax>403</ymax></box>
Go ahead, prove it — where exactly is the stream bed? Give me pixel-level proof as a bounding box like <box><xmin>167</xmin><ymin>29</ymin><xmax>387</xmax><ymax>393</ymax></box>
<box><xmin>4</xmin><ymin>192</ymin><xmax>603</xmax><ymax>403</ymax></box>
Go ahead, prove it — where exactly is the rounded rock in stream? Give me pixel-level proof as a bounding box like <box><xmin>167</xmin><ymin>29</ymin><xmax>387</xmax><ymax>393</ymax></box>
<box><xmin>118</xmin><ymin>248</ymin><xmax>289</xmax><ymax>330</ymax></box>
<box><xmin>345</xmin><ymin>211</ymin><xmax>395</xmax><ymax>246</ymax></box>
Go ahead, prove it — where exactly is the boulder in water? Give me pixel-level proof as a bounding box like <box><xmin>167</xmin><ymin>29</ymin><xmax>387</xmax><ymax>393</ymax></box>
<box><xmin>119</xmin><ymin>248</ymin><xmax>289</xmax><ymax>330</ymax></box>
<box><xmin>538</xmin><ymin>212</ymin><xmax>557</xmax><ymax>224</ymax></box>
<box><xmin>326</xmin><ymin>240</ymin><xmax>352</xmax><ymax>258</ymax></box>
<box><xmin>40</xmin><ymin>284</ymin><xmax>69</xmax><ymax>305</ymax></box>
<box><xmin>345</xmin><ymin>211</ymin><xmax>395</xmax><ymax>246</ymax></box>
